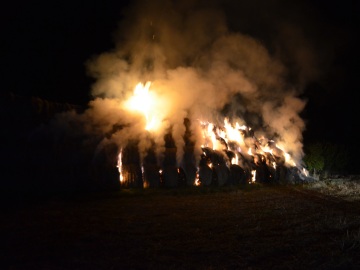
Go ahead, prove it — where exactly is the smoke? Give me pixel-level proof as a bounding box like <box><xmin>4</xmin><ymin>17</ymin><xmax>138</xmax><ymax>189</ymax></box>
<box><xmin>53</xmin><ymin>0</ymin><xmax>321</xmax><ymax>173</ymax></box>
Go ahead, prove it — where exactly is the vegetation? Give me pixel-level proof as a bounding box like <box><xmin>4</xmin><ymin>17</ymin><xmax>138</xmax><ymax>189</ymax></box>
<box><xmin>303</xmin><ymin>142</ymin><xmax>349</xmax><ymax>178</ymax></box>
<box><xmin>304</xmin><ymin>175</ymin><xmax>360</xmax><ymax>201</ymax></box>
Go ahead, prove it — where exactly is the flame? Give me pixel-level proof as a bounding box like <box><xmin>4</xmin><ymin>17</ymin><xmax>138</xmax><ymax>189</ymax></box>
<box><xmin>197</xmin><ymin>117</ymin><xmax>304</xmax><ymax>183</ymax></box>
<box><xmin>204</xmin><ymin>122</ymin><xmax>217</xmax><ymax>149</ymax></box>
<box><xmin>126</xmin><ymin>81</ymin><xmax>151</xmax><ymax>114</ymax></box>
<box><xmin>260</xmin><ymin>144</ymin><xmax>273</xmax><ymax>154</ymax></box>
<box><xmin>141</xmin><ymin>164</ymin><xmax>150</xmax><ymax>188</ymax></box>
<box><xmin>231</xmin><ymin>153</ymin><xmax>238</xmax><ymax>165</ymax></box>
<box><xmin>224</xmin><ymin>118</ymin><xmax>245</xmax><ymax>144</ymax></box>
<box><xmin>195</xmin><ymin>168</ymin><xmax>201</xmax><ymax>186</ymax></box>
<box><xmin>116</xmin><ymin>81</ymin><xmax>306</xmax><ymax>186</ymax></box>
<box><xmin>276</xmin><ymin>144</ymin><xmax>297</xmax><ymax>167</ymax></box>
<box><xmin>125</xmin><ymin>82</ymin><xmax>161</xmax><ymax>131</ymax></box>
<box><xmin>117</xmin><ymin>149</ymin><xmax>123</xmax><ymax>182</ymax></box>
<box><xmin>251</xmin><ymin>170</ymin><xmax>256</xmax><ymax>183</ymax></box>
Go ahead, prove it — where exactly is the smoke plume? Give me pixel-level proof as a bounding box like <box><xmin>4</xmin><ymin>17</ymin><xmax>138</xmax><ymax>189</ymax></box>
<box><xmin>54</xmin><ymin>0</ymin><xmax>317</xmax><ymax>174</ymax></box>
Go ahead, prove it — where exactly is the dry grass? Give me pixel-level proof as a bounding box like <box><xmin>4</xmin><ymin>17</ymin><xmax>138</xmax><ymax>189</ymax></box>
<box><xmin>1</xmin><ymin>184</ymin><xmax>360</xmax><ymax>269</ymax></box>
<box><xmin>304</xmin><ymin>175</ymin><xmax>360</xmax><ymax>201</ymax></box>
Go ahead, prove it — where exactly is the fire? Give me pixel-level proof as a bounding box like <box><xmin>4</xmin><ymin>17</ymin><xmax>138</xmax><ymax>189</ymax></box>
<box><xmin>117</xmin><ymin>80</ymin><xmax>308</xmax><ymax>187</ymax></box>
<box><xmin>276</xmin><ymin>144</ymin><xmax>296</xmax><ymax>167</ymax></box>
<box><xmin>251</xmin><ymin>170</ymin><xmax>256</xmax><ymax>183</ymax></box>
<box><xmin>125</xmin><ymin>82</ymin><xmax>161</xmax><ymax>131</ymax></box>
<box><xmin>201</xmin><ymin>121</ymin><xmax>220</xmax><ymax>150</ymax></box>
<box><xmin>231</xmin><ymin>153</ymin><xmax>238</xmax><ymax>165</ymax></box>
<box><xmin>126</xmin><ymin>82</ymin><xmax>151</xmax><ymax>114</ymax></box>
<box><xmin>194</xmin><ymin>168</ymin><xmax>201</xmax><ymax>186</ymax></box>
<box><xmin>117</xmin><ymin>149</ymin><xmax>123</xmax><ymax>182</ymax></box>
<box><xmin>224</xmin><ymin>118</ymin><xmax>245</xmax><ymax>145</ymax></box>
<box><xmin>141</xmin><ymin>164</ymin><xmax>150</xmax><ymax>188</ymax></box>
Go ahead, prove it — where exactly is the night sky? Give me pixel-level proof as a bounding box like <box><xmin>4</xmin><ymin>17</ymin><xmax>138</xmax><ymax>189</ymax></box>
<box><xmin>2</xmin><ymin>0</ymin><xmax>359</xmax><ymax>171</ymax></box>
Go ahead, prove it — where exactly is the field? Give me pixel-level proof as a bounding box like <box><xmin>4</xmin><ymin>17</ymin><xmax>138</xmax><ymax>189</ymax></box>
<box><xmin>1</xmin><ymin>180</ymin><xmax>360</xmax><ymax>270</ymax></box>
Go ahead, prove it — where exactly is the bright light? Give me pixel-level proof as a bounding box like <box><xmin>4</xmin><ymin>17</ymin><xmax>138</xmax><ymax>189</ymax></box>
<box><xmin>125</xmin><ymin>82</ymin><xmax>161</xmax><ymax>131</ymax></box>
<box><xmin>117</xmin><ymin>81</ymin><xmax>306</xmax><ymax>186</ymax></box>
<box><xmin>251</xmin><ymin>170</ymin><xmax>256</xmax><ymax>183</ymax></box>
<box><xmin>117</xmin><ymin>149</ymin><xmax>123</xmax><ymax>182</ymax></box>
<box><xmin>195</xmin><ymin>168</ymin><xmax>201</xmax><ymax>186</ymax></box>
<box><xmin>231</xmin><ymin>153</ymin><xmax>238</xmax><ymax>165</ymax></box>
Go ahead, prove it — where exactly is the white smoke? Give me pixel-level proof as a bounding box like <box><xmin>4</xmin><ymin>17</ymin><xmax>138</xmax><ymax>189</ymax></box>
<box><xmin>54</xmin><ymin>0</ymin><xmax>313</xmax><ymax>173</ymax></box>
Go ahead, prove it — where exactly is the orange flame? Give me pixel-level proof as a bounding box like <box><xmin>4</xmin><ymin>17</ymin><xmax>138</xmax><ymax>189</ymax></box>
<box><xmin>250</xmin><ymin>170</ymin><xmax>256</xmax><ymax>183</ymax></box>
<box><xmin>117</xmin><ymin>149</ymin><xmax>123</xmax><ymax>183</ymax></box>
<box><xmin>117</xmin><ymin>80</ymin><xmax>305</xmax><ymax>186</ymax></box>
<box><xmin>125</xmin><ymin>81</ymin><xmax>161</xmax><ymax>131</ymax></box>
<box><xmin>195</xmin><ymin>168</ymin><xmax>201</xmax><ymax>186</ymax></box>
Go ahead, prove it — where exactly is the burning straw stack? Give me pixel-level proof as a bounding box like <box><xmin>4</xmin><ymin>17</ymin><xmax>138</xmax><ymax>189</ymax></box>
<box><xmin>117</xmin><ymin>119</ymin><xmax>308</xmax><ymax>189</ymax></box>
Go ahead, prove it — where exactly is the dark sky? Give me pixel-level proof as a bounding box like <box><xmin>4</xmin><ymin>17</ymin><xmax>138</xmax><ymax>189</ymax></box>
<box><xmin>2</xmin><ymin>0</ymin><xmax>359</xmax><ymax>150</ymax></box>
<box><xmin>2</xmin><ymin>1</ymin><xmax>130</xmax><ymax>104</ymax></box>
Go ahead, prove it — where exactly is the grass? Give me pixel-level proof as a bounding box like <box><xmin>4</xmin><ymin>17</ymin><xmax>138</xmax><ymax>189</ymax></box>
<box><xmin>303</xmin><ymin>175</ymin><xmax>360</xmax><ymax>201</ymax></box>
<box><xmin>1</xmin><ymin>182</ymin><xmax>360</xmax><ymax>269</ymax></box>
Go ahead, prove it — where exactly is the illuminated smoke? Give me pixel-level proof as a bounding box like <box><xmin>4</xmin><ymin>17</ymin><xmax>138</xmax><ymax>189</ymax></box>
<box><xmin>53</xmin><ymin>0</ymin><xmax>315</xmax><ymax>184</ymax></box>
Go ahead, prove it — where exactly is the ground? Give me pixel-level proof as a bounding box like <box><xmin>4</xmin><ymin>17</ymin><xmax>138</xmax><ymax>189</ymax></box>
<box><xmin>1</xmin><ymin>181</ymin><xmax>360</xmax><ymax>269</ymax></box>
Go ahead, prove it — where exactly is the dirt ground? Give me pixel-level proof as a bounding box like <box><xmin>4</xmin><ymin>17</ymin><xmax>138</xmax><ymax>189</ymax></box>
<box><xmin>1</xmin><ymin>185</ymin><xmax>360</xmax><ymax>270</ymax></box>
